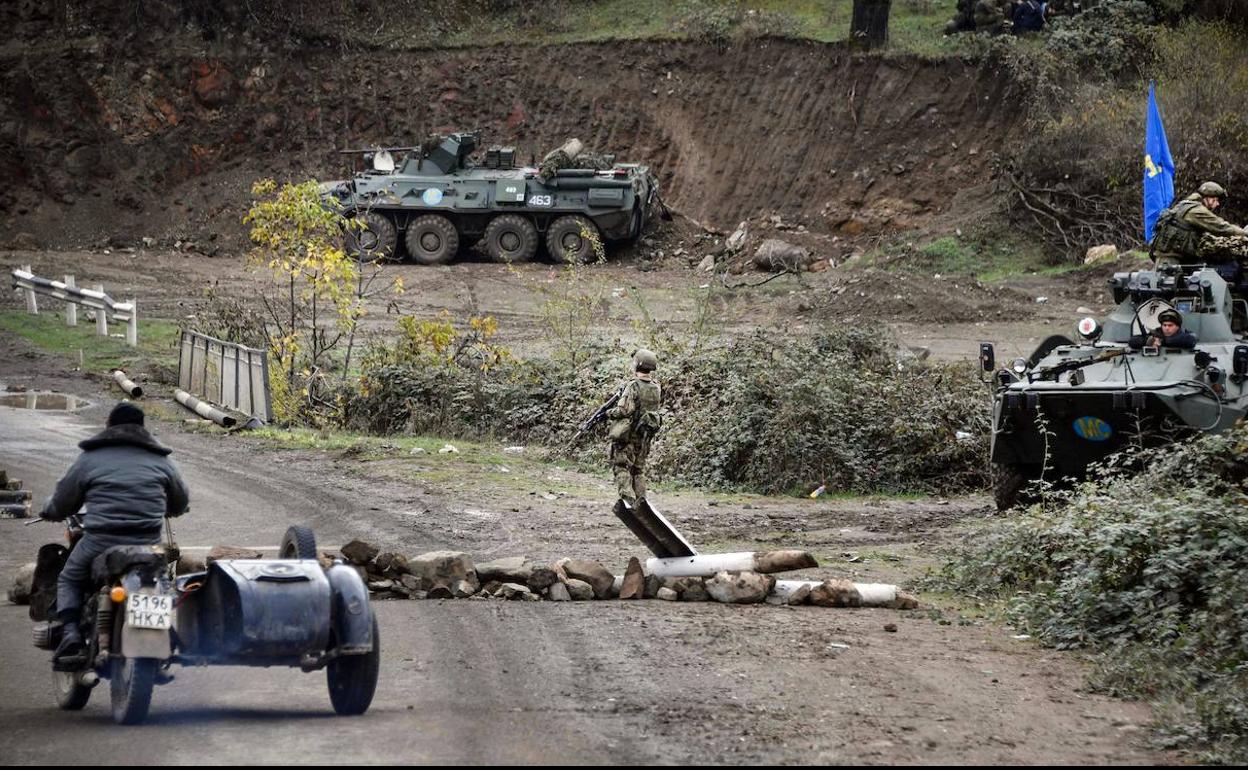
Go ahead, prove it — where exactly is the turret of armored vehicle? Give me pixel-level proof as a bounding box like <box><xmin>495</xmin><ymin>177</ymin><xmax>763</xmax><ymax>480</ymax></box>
<box><xmin>320</xmin><ymin>132</ymin><xmax>658</xmax><ymax>265</ymax></box>
<box><xmin>981</xmin><ymin>264</ymin><xmax>1248</xmax><ymax>510</ymax></box>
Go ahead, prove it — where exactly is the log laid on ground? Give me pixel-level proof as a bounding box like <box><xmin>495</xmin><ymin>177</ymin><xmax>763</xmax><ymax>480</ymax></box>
<box><xmin>645</xmin><ymin>550</ymin><xmax>818</xmax><ymax>578</ymax></box>
<box><xmin>112</xmin><ymin>369</ymin><xmax>143</xmax><ymax>398</ymax></box>
<box><xmin>174</xmin><ymin>389</ymin><xmax>236</xmax><ymax>428</ymax></box>
<box><xmin>0</xmin><ymin>489</ymin><xmax>33</xmax><ymax>504</ymax></box>
<box><xmin>770</xmin><ymin>579</ymin><xmax>919</xmax><ymax>609</ymax></box>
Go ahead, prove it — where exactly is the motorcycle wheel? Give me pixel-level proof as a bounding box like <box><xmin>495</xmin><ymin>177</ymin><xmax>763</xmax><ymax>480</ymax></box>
<box><xmin>53</xmin><ymin>669</ymin><xmax>92</xmax><ymax>710</ymax></box>
<box><xmin>326</xmin><ymin>613</ymin><xmax>380</xmax><ymax>716</ymax></box>
<box><xmin>110</xmin><ymin>657</ymin><xmax>157</xmax><ymax>725</ymax></box>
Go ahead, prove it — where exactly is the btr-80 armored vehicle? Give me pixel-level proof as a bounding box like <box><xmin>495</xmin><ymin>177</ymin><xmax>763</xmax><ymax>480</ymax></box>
<box><xmin>981</xmin><ymin>264</ymin><xmax>1248</xmax><ymax>509</ymax></box>
<box><xmin>320</xmin><ymin>132</ymin><xmax>658</xmax><ymax>265</ymax></box>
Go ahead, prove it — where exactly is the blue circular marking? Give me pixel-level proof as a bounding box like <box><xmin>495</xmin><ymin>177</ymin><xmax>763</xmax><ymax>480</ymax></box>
<box><xmin>422</xmin><ymin>188</ymin><xmax>444</xmax><ymax>205</ymax></box>
<box><xmin>1072</xmin><ymin>416</ymin><xmax>1113</xmax><ymax>442</ymax></box>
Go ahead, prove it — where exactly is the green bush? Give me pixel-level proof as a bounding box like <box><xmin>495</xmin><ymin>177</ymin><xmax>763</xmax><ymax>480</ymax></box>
<box><xmin>345</xmin><ymin>327</ymin><xmax>991</xmax><ymax>495</ymax></box>
<box><xmin>939</xmin><ymin>424</ymin><xmax>1248</xmax><ymax>760</ymax></box>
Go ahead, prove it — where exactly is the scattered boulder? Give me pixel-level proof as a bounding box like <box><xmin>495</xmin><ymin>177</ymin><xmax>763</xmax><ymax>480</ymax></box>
<box><xmin>698</xmin><ymin>254</ymin><xmax>716</xmax><ymax>272</ymax></box>
<box><xmin>643</xmin><ymin>574</ymin><xmax>662</xmax><ymax>599</ymax></box>
<box><xmin>547</xmin><ymin>582</ymin><xmax>572</xmax><ymax>601</ymax></box>
<box><xmin>400</xmin><ymin>574</ymin><xmax>425</xmax><ymax>592</ymax></box>
<box><xmin>341</xmin><ymin>539</ymin><xmax>380</xmax><ymax>566</ymax></box>
<box><xmin>527</xmin><ymin>566</ymin><xmax>559</xmax><ymax>592</ymax></box>
<box><xmin>1085</xmin><ymin>244</ymin><xmax>1119</xmax><ymax>265</ymax></box>
<box><xmin>564</xmin><ymin>578</ymin><xmax>595</xmax><ymax>601</ymax></box>
<box><xmin>373</xmin><ymin>551</ymin><xmax>410</xmax><ymax>576</ymax></box>
<box><xmin>451</xmin><ymin>579</ymin><xmax>478</xmax><ymax>599</ymax></box>
<box><xmin>207</xmin><ymin>546</ymin><xmax>262</xmax><ymax>563</ymax></box>
<box><xmin>409</xmin><ymin>550</ymin><xmax>479</xmax><ymax>596</ymax></box>
<box><xmin>191</xmin><ymin>59</ymin><xmax>237</xmax><ymax>108</ymax></box>
<box><xmin>725</xmin><ymin>221</ymin><xmax>748</xmax><ymax>253</ymax></box>
<box><xmin>563</xmin><ymin>558</ymin><xmax>614</xmax><ymax>599</ymax></box>
<box><xmin>706</xmin><ymin>571</ymin><xmax>775</xmax><ymax>604</ymax></box>
<box><xmin>619</xmin><ymin>557</ymin><xmax>646</xmax><ymax>600</ymax></box>
<box><xmin>477</xmin><ymin>556</ymin><xmax>531</xmax><ymax>584</ymax></box>
<box><xmin>656</xmin><ymin>587</ymin><xmax>679</xmax><ymax>601</ymax></box>
<box><xmin>787</xmin><ymin>583</ymin><xmax>813</xmax><ymax>606</ymax></box>
<box><xmin>809</xmin><ymin>579</ymin><xmax>862</xmax><ymax>608</ymax></box>
<box><xmin>668</xmin><ymin>576</ymin><xmax>709</xmax><ymax>602</ymax></box>
<box><xmin>8</xmin><ymin>562</ymin><xmax>35</xmax><ymax>605</ymax></box>
<box><xmin>752</xmin><ymin>239</ymin><xmax>813</xmax><ymax>272</ymax></box>
<box><xmin>427</xmin><ymin>584</ymin><xmax>454</xmax><ymax>599</ymax></box>
<box><xmin>498</xmin><ymin>582</ymin><xmax>533</xmax><ymax>600</ymax></box>
<box><xmin>890</xmin><ymin>591</ymin><xmax>921</xmax><ymax>610</ymax></box>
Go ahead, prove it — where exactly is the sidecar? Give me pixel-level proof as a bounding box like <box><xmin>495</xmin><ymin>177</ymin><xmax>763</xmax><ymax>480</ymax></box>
<box><xmin>172</xmin><ymin>526</ymin><xmax>379</xmax><ymax>715</ymax></box>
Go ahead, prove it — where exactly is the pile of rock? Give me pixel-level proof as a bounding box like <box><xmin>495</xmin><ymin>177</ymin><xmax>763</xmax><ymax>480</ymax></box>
<box><xmin>0</xmin><ymin>470</ymin><xmax>33</xmax><ymax>519</ymax></box>
<box><xmin>334</xmin><ymin>540</ymin><xmax>919</xmax><ymax>609</ymax></box>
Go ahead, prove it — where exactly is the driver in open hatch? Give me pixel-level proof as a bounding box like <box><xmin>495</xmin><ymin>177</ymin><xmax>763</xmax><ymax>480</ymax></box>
<box><xmin>39</xmin><ymin>402</ymin><xmax>189</xmax><ymax>668</ymax></box>
<box><xmin>1129</xmin><ymin>309</ymin><xmax>1198</xmax><ymax>351</ymax></box>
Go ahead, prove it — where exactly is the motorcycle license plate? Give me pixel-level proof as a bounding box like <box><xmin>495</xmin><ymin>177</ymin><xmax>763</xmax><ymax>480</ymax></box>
<box><xmin>126</xmin><ymin>593</ymin><xmax>173</xmax><ymax>630</ymax></box>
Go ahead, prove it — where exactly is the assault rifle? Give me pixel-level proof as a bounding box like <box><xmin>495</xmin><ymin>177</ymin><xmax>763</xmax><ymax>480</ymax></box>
<box><xmin>566</xmin><ymin>388</ymin><xmax>623</xmax><ymax>449</ymax></box>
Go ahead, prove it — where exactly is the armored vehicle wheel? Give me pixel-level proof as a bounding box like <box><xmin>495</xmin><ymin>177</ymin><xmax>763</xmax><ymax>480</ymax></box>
<box><xmin>405</xmin><ymin>215</ymin><xmax>459</xmax><ymax>266</ymax></box>
<box><xmin>280</xmin><ymin>525</ymin><xmax>317</xmax><ymax>559</ymax></box>
<box><xmin>546</xmin><ymin>215</ymin><xmax>600</xmax><ymax>264</ymax></box>
<box><xmin>993</xmin><ymin>463</ymin><xmax>1040</xmax><ymax>511</ymax></box>
<box><xmin>345</xmin><ymin>211</ymin><xmax>398</xmax><ymax>262</ymax></box>
<box><xmin>484</xmin><ymin>214</ymin><xmax>539</xmax><ymax>264</ymax></box>
<box><xmin>53</xmin><ymin>669</ymin><xmax>92</xmax><ymax>710</ymax></box>
<box><xmin>110</xmin><ymin>656</ymin><xmax>156</xmax><ymax>725</ymax></box>
<box><xmin>327</xmin><ymin>613</ymin><xmax>380</xmax><ymax>716</ymax></box>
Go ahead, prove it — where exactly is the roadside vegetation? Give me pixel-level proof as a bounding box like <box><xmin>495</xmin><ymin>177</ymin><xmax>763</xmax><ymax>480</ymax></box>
<box><xmin>939</xmin><ymin>425</ymin><xmax>1248</xmax><ymax>762</ymax></box>
<box><xmin>0</xmin><ymin>311</ymin><xmax>180</xmax><ymax>373</ymax></box>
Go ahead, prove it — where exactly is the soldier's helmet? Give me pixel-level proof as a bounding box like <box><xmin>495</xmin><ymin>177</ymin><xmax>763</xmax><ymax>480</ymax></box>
<box><xmin>1198</xmin><ymin>181</ymin><xmax>1227</xmax><ymax>199</ymax></box>
<box><xmin>1158</xmin><ymin>309</ymin><xmax>1182</xmax><ymax>326</ymax></box>
<box><xmin>633</xmin><ymin>348</ymin><xmax>658</xmax><ymax>373</ymax></box>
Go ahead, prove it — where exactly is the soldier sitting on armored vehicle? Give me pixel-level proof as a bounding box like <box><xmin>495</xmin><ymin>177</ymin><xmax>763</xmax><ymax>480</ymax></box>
<box><xmin>1129</xmin><ymin>309</ymin><xmax>1197</xmax><ymax>351</ymax></box>
<box><xmin>1151</xmin><ymin>182</ymin><xmax>1248</xmax><ymax>275</ymax></box>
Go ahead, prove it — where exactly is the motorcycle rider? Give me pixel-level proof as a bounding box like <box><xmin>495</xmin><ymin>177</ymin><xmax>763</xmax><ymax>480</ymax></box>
<box><xmin>40</xmin><ymin>402</ymin><xmax>189</xmax><ymax>668</ymax></box>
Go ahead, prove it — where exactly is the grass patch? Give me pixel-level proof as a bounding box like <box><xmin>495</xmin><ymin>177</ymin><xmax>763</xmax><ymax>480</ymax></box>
<box><xmin>0</xmin><ymin>310</ymin><xmax>180</xmax><ymax>372</ymax></box>
<box><xmin>871</xmin><ymin>228</ymin><xmax>1088</xmax><ymax>282</ymax></box>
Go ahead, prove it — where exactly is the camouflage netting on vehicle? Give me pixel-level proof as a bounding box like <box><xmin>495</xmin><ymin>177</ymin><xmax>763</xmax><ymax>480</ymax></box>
<box><xmin>343</xmin><ymin>329</ymin><xmax>991</xmax><ymax>495</ymax></box>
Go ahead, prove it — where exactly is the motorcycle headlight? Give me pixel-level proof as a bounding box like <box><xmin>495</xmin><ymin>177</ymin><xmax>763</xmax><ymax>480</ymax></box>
<box><xmin>1012</xmin><ymin>358</ymin><xmax>1028</xmax><ymax>374</ymax></box>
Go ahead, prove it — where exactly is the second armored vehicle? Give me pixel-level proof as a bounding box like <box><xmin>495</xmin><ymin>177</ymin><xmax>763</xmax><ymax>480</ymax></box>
<box><xmin>981</xmin><ymin>264</ymin><xmax>1248</xmax><ymax>509</ymax></box>
<box><xmin>320</xmin><ymin>133</ymin><xmax>658</xmax><ymax>265</ymax></box>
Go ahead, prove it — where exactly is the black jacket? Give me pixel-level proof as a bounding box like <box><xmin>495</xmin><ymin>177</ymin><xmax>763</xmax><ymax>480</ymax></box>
<box><xmin>1129</xmin><ymin>330</ymin><xmax>1198</xmax><ymax>350</ymax></box>
<box><xmin>40</xmin><ymin>424</ymin><xmax>190</xmax><ymax>535</ymax></box>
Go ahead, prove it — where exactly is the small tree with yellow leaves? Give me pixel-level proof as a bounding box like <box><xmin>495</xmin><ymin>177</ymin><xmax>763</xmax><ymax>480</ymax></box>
<box><xmin>243</xmin><ymin>179</ymin><xmax>399</xmax><ymax>423</ymax></box>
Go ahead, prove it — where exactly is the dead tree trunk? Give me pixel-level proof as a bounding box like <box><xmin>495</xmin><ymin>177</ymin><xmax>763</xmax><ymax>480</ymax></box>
<box><xmin>850</xmin><ymin>0</ymin><xmax>892</xmax><ymax>49</ymax></box>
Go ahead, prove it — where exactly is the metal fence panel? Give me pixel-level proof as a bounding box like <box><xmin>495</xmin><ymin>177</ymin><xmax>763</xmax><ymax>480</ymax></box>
<box><xmin>178</xmin><ymin>330</ymin><xmax>272</xmax><ymax>423</ymax></box>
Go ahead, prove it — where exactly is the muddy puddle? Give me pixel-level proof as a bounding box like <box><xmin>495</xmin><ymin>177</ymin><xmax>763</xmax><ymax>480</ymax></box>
<box><xmin>0</xmin><ymin>392</ymin><xmax>91</xmax><ymax>411</ymax></box>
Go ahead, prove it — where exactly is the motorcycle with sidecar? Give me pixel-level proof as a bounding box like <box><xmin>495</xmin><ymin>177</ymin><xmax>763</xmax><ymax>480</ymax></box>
<box><xmin>28</xmin><ymin>518</ymin><xmax>379</xmax><ymax>724</ymax></box>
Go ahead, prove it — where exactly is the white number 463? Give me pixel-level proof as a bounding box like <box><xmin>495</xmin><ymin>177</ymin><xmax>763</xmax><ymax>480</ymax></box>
<box><xmin>528</xmin><ymin>195</ymin><xmax>553</xmax><ymax>207</ymax></box>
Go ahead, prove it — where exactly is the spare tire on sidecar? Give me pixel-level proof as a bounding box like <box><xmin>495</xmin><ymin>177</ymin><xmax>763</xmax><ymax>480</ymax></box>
<box><xmin>173</xmin><ymin>526</ymin><xmax>380</xmax><ymax>716</ymax></box>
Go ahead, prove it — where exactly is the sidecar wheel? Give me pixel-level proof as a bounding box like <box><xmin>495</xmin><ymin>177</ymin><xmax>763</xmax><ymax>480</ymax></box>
<box><xmin>53</xmin><ymin>669</ymin><xmax>92</xmax><ymax>710</ymax></box>
<box><xmin>327</xmin><ymin>613</ymin><xmax>380</xmax><ymax>716</ymax></box>
<box><xmin>280</xmin><ymin>525</ymin><xmax>318</xmax><ymax>560</ymax></box>
<box><xmin>110</xmin><ymin>657</ymin><xmax>156</xmax><ymax>725</ymax></box>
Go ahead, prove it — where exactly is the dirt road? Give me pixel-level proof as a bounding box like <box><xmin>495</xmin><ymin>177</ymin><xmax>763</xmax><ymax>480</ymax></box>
<box><xmin>0</xmin><ymin>353</ymin><xmax>1173</xmax><ymax>764</ymax></box>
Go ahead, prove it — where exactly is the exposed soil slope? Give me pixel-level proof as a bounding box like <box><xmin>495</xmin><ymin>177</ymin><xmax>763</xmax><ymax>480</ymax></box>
<box><xmin>1</xmin><ymin>15</ymin><xmax>1016</xmax><ymax>251</ymax></box>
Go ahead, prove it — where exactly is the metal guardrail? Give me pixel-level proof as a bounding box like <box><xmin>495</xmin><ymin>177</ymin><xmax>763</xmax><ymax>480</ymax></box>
<box><xmin>10</xmin><ymin>265</ymin><xmax>138</xmax><ymax>346</ymax></box>
<box><xmin>177</xmin><ymin>330</ymin><xmax>272</xmax><ymax>425</ymax></box>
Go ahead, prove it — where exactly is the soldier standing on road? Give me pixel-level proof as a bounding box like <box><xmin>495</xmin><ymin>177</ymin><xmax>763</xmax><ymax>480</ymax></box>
<box><xmin>1151</xmin><ymin>182</ymin><xmax>1248</xmax><ymax>269</ymax></box>
<box><xmin>607</xmin><ymin>349</ymin><xmax>662</xmax><ymax>511</ymax></box>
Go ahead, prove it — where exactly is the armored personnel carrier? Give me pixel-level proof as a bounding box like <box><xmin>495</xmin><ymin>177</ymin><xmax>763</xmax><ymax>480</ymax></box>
<box><xmin>981</xmin><ymin>264</ymin><xmax>1248</xmax><ymax>510</ymax></box>
<box><xmin>320</xmin><ymin>132</ymin><xmax>658</xmax><ymax>265</ymax></box>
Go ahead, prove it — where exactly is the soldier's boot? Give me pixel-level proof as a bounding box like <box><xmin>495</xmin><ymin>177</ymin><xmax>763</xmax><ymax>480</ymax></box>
<box><xmin>52</xmin><ymin>609</ymin><xmax>86</xmax><ymax>672</ymax></box>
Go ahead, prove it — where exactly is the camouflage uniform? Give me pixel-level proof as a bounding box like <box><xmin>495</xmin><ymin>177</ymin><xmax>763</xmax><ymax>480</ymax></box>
<box><xmin>1152</xmin><ymin>185</ymin><xmax>1248</xmax><ymax>264</ymax></box>
<box><xmin>607</xmin><ymin>350</ymin><xmax>662</xmax><ymax>507</ymax></box>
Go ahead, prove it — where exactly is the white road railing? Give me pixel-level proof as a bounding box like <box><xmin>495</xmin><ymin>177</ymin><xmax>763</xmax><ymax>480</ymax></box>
<box><xmin>10</xmin><ymin>265</ymin><xmax>138</xmax><ymax>346</ymax></box>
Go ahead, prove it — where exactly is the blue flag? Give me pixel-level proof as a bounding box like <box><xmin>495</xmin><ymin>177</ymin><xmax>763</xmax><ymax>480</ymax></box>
<box><xmin>1143</xmin><ymin>81</ymin><xmax>1175</xmax><ymax>242</ymax></box>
